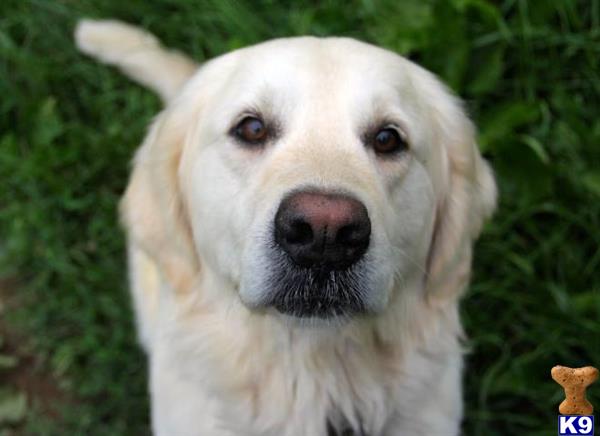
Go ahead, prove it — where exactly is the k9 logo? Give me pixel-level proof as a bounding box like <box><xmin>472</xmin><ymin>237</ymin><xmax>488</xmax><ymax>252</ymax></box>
<box><xmin>559</xmin><ymin>415</ymin><xmax>594</xmax><ymax>435</ymax></box>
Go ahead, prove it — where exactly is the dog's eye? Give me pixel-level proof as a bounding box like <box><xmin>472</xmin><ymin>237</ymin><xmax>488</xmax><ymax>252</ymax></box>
<box><xmin>373</xmin><ymin>127</ymin><xmax>408</xmax><ymax>155</ymax></box>
<box><xmin>234</xmin><ymin>116</ymin><xmax>268</xmax><ymax>144</ymax></box>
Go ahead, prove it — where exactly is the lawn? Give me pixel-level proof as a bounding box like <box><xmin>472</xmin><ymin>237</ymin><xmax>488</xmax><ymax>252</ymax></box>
<box><xmin>0</xmin><ymin>0</ymin><xmax>599</xmax><ymax>435</ymax></box>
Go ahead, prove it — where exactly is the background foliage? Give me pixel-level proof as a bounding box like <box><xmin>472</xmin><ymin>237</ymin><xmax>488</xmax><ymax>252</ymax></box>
<box><xmin>0</xmin><ymin>0</ymin><xmax>598</xmax><ymax>434</ymax></box>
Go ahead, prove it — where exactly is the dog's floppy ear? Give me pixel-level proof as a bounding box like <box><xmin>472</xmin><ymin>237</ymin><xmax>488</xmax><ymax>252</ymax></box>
<box><xmin>424</xmin><ymin>90</ymin><xmax>497</xmax><ymax>305</ymax></box>
<box><xmin>120</xmin><ymin>105</ymin><xmax>200</xmax><ymax>294</ymax></box>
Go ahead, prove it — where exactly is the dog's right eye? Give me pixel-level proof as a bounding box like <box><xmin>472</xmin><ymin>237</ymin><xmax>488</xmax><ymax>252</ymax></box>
<box><xmin>233</xmin><ymin>116</ymin><xmax>268</xmax><ymax>145</ymax></box>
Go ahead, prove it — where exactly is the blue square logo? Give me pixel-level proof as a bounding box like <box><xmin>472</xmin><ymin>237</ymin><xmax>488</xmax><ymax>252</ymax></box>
<box><xmin>559</xmin><ymin>415</ymin><xmax>594</xmax><ymax>435</ymax></box>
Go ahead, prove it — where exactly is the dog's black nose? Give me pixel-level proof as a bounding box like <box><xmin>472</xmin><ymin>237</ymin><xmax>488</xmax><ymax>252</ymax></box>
<box><xmin>274</xmin><ymin>191</ymin><xmax>371</xmax><ymax>269</ymax></box>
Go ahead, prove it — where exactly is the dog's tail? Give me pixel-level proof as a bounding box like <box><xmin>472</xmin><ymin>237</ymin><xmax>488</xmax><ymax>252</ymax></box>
<box><xmin>75</xmin><ymin>19</ymin><xmax>198</xmax><ymax>103</ymax></box>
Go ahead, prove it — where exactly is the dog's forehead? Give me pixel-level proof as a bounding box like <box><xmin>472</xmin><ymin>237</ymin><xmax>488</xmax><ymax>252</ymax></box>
<box><xmin>212</xmin><ymin>37</ymin><xmax>414</xmax><ymax>103</ymax></box>
<box><xmin>238</xmin><ymin>36</ymin><xmax>402</xmax><ymax>72</ymax></box>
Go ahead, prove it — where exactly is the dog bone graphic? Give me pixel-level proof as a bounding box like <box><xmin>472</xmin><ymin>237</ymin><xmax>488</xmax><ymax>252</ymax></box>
<box><xmin>551</xmin><ymin>365</ymin><xmax>598</xmax><ymax>415</ymax></box>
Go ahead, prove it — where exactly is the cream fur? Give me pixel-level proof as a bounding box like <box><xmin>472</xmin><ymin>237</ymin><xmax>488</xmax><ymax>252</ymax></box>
<box><xmin>76</xmin><ymin>19</ymin><xmax>497</xmax><ymax>436</ymax></box>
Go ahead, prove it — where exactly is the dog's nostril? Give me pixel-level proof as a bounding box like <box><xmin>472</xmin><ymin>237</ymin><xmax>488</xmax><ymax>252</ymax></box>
<box><xmin>335</xmin><ymin>224</ymin><xmax>364</xmax><ymax>246</ymax></box>
<box><xmin>286</xmin><ymin>219</ymin><xmax>313</xmax><ymax>245</ymax></box>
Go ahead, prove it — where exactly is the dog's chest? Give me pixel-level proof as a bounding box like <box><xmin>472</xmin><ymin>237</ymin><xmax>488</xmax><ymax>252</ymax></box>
<box><xmin>234</xmin><ymin>345</ymin><xmax>393</xmax><ymax>436</ymax></box>
<box><xmin>152</xmin><ymin>303</ymin><xmax>463</xmax><ymax>436</ymax></box>
<box><xmin>157</xmin><ymin>324</ymin><xmax>396</xmax><ymax>435</ymax></box>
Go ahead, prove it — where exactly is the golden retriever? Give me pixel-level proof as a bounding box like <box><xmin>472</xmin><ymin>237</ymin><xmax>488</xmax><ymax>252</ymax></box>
<box><xmin>75</xmin><ymin>19</ymin><xmax>496</xmax><ymax>436</ymax></box>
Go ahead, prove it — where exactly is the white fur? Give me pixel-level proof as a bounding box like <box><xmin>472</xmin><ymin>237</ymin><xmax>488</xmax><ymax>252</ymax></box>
<box><xmin>76</xmin><ymin>20</ymin><xmax>497</xmax><ymax>436</ymax></box>
<box><xmin>75</xmin><ymin>19</ymin><xmax>197</xmax><ymax>102</ymax></box>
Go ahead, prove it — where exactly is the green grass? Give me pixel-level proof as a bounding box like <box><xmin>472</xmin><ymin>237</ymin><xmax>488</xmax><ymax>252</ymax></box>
<box><xmin>0</xmin><ymin>0</ymin><xmax>599</xmax><ymax>434</ymax></box>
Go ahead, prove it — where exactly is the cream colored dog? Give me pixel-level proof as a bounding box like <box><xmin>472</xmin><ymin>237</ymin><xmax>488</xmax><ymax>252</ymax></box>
<box><xmin>75</xmin><ymin>19</ymin><xmax>496</xmax><ymax>436</ymax></box>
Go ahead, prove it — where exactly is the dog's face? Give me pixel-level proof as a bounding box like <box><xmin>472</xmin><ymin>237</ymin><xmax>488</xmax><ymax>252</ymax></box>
<box><xmin>125</xmin><ymin>37</ymin><xmax>496</xmax><ymax>323</ymax></box>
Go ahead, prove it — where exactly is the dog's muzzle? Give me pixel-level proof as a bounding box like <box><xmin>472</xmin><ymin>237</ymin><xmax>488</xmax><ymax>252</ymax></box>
<box><xmin>267</xmin><ymin>189</ymin><xmax>371</xmax><ymax>319</ymax></box>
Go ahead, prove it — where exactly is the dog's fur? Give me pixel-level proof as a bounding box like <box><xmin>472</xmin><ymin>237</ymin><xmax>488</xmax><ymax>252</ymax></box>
<box><xmin>75</xmin><ymin>20</ymin><xmax>497</xmax><ymax>436</ymax></box>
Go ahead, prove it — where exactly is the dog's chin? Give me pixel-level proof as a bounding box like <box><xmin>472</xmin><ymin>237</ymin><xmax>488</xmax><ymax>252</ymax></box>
<box><xmin>272</xmin><ymin>295</ymin><xmax>360</xmax><ymax>320</ymax></box>
<box><xmin>255</xmin><ymin>249</ymin><xmax>372</xmax><ymax>323</ymax></box>
<box><xmin>274</xmin><ymin>310</ymin><xmax>354</xmax><ymax>329</ymax></box>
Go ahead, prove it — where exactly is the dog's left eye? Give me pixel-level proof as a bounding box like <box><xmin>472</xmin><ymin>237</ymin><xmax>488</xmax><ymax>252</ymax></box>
<box><xmin>373</xmin><ymin>127</ymin><xmax>408</xmax><ymax>155</ymax></box>
<box><xmin>234</xmin><ymin>116</ymin><xmax>268</xmax><ymax>145</ymax></box>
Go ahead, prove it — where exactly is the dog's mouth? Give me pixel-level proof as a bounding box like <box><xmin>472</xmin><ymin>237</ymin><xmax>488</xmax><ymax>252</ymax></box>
<box><xmin>265</xmin><ymin>249</ymin><xmax>370</xmax><ymax>319</ymax></box>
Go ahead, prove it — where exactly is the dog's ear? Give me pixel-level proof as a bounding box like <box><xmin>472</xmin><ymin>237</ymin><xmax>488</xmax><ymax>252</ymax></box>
<box><xmin>424</xmin><ymin>89</ymin><xmax>497</xmax><ymax>305</ymax></box>
<box><xmin>120</xmin><ymin>105</ymin><xmax>200</xmax><ymax>294</ymax></box>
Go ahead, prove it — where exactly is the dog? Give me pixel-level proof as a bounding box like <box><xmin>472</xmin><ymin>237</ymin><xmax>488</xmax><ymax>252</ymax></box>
<box><xmin>75</xmin><ymin>19</ymin><xmax>496</xmax><ymax>436</ymax></box>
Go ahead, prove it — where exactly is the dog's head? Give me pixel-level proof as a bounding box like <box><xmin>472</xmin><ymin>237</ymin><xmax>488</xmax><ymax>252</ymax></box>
<box><xmin>122</xmin><ymin>37</ymin><xmax>496</xmax><ymax>323</ymax></box>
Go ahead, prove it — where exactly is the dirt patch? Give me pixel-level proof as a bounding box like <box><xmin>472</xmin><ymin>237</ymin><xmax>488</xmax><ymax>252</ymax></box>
<box><xmin>0</xmin><ymin>277</ymin><xmax>70</xmax><ymax>433</ymax></box>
